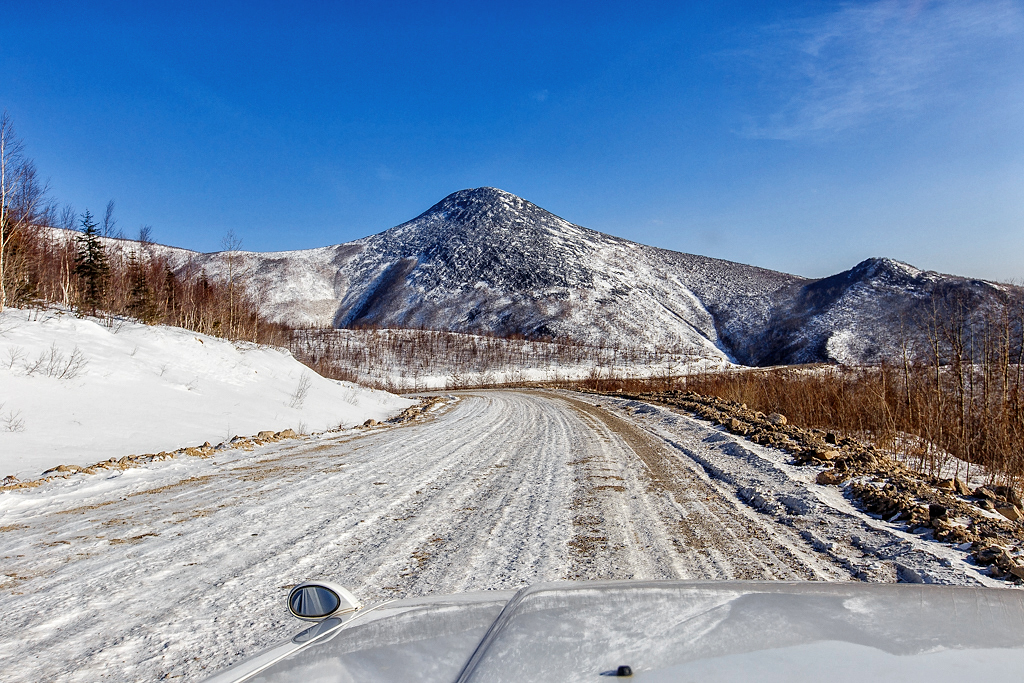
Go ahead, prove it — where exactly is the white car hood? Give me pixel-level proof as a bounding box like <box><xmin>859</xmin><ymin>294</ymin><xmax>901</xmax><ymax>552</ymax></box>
<box><xmin>204</xmin><ymin>580</ymin><xmax>1024</xmax><ymax>683</ymax></box>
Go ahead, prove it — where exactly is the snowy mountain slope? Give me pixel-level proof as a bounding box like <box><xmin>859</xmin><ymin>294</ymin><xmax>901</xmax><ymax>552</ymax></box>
<box><xmin>115</xmin><ymin>187</ymin><xmax>1015</xmax><ymax>365</ymax></box>
<box><xmin>42</xmin><ymin>226</ymin><xmax>198</xmax><ymax>267</ymax></box>
<box><xmin>192</xmin><ymin>189</ymin><xmax>806</xmax><ymax>360</ymax></box>
<box><xmin>0</xmin><ymin>308</ymin><xmax>414</xmax><ymax>478</ymax></box>
<box><xmin>731</xmin><ymin>257</ymin><xmax>1011</xmax><ymax>365</ymax></box>
<box><xmin>321</xmin><ymin>188</ymin><xmax>796</xmax><ymax>357</ymax></box>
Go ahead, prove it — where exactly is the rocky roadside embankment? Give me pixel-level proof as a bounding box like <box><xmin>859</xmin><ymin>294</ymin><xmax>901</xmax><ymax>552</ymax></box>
<box><xmin>0</xmin><ymin>429</ymin><xmax>302</xmax><ymax>491</ymax></box>
<box><xmin>606</xmin><ymin>389</ymin><xmax>1024</xmax><ymax>584</ymax></box>
<box><xmin>1</xmin><ymin>396</ymin><xmax>449</xmax><ymax>492</ymax></box>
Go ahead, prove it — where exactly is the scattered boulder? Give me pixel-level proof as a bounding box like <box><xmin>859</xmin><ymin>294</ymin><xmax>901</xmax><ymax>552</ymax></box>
<box><xmin>849</xmin><ymin>481</ymin><xmax>915</xmax><ymax>520</ymax></box>
<box><xmin>609</xmin><ymin>388</ymin><xmax>1024</xmax><ymax>583</ymax></box>
<box><xmin>816</xmin><ymin>470</ymin><xmax>844</xmax><ymax>486</ymax></box>
<box><xmin>928</xmin><ymin>503</ymin><xmax>948</xmax><ymax>521</ymax></box>
<box><xmin>996</xmin><ymin>506</ymin><xmax>1022</xmax><ymax>522</ymax></box>
<box><xmin>975</xmin><ymin>486</ymin><xmax>1000</xmax><ymax>501</ymax></box>
<box><xmin>931</xmin><ymin>519</ymin><xmax>975</xmax><ymax>545</ymax></box>
<box><xmin>42</xmin><ymin>464</ymin><xmax>83</xmax><ymax>475</ymax></box>
<box><xmin>798</xmin><ymin>448</ymin><xmax>839</xmax><ymax>463</ymax></box>
<box><xmin>993</xmin><ymin>485</ymin><xmax>1023</xmax><ymax>507</ymax></box>
<box><xmin>854</xmin><ymin>451</ymin><xmax>878</xmax><ymax>467</ymax></box>
<box><xmin>973</xmin><ymin>545</ymin><xmax>1017</xmax><ymax>576</ymax></box>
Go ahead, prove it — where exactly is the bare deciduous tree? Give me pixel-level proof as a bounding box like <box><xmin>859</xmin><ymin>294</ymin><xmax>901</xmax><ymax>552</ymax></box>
<box><xmin>102</xmin><ymin>199</ymin><xmax>118</xmax><ymax>238</ymax></box>
<box><xmin>221</xmin><ymin>230</ymin><xmax>243</xmax><ymax>337</ymax></box>
<box><xmin>0</xmin><ymin>112</ymin><xmax>17</xmax><ymax>312</ymax></box>
<box><xmin>0</xmin><ymin>112</ymin><xmax>50</xmax><ymax>311</ymax></box>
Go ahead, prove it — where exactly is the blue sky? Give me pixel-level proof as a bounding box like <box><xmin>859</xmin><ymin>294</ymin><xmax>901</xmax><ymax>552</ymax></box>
<box><xmin>2</xmin><ymin>0</ymin><xmax>1022</xmax><ymax>280</ymax></box>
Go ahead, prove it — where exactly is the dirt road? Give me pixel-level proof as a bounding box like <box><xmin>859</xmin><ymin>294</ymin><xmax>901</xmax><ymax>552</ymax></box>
<box><xmin>0</xmin><ymin>390</ymin><xmax>989</xmax><ymax>682</ymax></box>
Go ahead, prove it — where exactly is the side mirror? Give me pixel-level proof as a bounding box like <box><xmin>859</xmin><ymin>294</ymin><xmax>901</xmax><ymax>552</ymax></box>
<box><xmin>287</xmin><ymin>581</ymin><xmax>361</xmax><ymax>621</ymax></box>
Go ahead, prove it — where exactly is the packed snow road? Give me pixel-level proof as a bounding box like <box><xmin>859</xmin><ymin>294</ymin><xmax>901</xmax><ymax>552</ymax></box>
<box><xmin>0</xmin><ymin>390</ymin><xmax>993</xmax><ymax>682</ymax></box>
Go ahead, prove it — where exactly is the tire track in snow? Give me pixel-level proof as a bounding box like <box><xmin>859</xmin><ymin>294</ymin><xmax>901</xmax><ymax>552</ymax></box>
<box><xmin>555</xmin><ymin>393</ymin><xmax>836</xmax><ymax>581</ymax></box>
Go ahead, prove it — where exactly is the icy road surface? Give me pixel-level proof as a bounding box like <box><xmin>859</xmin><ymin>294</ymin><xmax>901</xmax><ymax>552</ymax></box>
<box><xmin>0</xmin><ymin>391</ymin><xmax>997</xmax><ymax>682</ymax></box>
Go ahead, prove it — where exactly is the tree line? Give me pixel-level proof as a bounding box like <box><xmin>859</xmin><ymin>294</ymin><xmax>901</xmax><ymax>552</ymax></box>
<box><xmin>0</xmin><ymin>112</ymin><xmax>287</xmax><ymax>345</ymax></box>
<box><xmin>290</xmin><ymin>326</ymin><xmax>713</xmax><ymax>391</ymax></box>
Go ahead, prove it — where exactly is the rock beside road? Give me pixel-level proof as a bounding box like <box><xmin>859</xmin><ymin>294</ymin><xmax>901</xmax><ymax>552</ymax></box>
<box><xmin>607</xmin><ymin>388</ymin><xmax>1024</xmax><ymax>584</ymax></box>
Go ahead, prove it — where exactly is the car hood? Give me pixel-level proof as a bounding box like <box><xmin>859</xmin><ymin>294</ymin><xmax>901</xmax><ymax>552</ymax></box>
<box><xmin>203</xmin><ymin>580</ymin><xmax>1024</xmax><ymax>683</ymax></box>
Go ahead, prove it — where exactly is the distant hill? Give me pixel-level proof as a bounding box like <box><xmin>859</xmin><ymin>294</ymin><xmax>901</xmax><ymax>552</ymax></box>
<box><xmin>150</xmin><ymin>187</ymin><xmax>1016</xmax><ymax>365</ymax></box>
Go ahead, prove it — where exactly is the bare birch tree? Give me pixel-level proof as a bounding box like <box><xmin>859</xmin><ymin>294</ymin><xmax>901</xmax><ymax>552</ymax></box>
<box><xmin>0</xmin><ymin>112</ymin><xmax>48</xmax><ymax>312</ymax></box>
<box><xmin>0</xmin><ymin>112</ymin><xmax>24</xmax><ymax>312</ymax></box>
<box><xmin>221</xmin><ymin>230</ymin><xmax>243</xmax><ymax>337</ymax></box>
<box><xmin>102</xmin><ymin>199</ymin><xmax>118</xmax><ymax>238</ymax></box>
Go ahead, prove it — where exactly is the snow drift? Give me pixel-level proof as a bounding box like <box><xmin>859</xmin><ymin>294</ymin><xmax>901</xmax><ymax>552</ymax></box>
<box><xmin>0</xmin><ymin>308</ymin><xmax>414</xmax><ymax>478</ymax></box>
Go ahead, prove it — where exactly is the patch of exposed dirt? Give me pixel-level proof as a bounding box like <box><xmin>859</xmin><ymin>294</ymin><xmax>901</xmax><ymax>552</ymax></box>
<box><xmin>126</xmin><ymin>475</ymin><xmax>215</xmax><ymax>498</ymax></box>
<box><xmin>108</xmin><ymin>533</ymin><xmax>159</xmax><ymax>545</ymax></box>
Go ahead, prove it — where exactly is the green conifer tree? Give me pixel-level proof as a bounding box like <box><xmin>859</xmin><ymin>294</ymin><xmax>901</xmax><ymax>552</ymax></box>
<box><xmin>75</xmin><ymin>210</ymin><xmax>109</xmax><ymax>315</ymax></box>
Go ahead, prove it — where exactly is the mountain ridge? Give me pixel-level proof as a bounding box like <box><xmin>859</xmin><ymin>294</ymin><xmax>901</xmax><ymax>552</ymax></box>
<box><xmin>78</xmin><ymin>187</ymin><xmax>1013</xmax><ymax>366</ymax></box>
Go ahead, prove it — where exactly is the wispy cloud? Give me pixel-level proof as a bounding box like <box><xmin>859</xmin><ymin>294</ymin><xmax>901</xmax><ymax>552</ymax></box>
<box><xmin>739</xmin><ymin>0</ymin><xmax>1024</xmax><ymax>139</ymax></box>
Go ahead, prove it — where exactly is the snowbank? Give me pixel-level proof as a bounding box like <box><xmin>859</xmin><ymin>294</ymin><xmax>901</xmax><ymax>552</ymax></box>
<box><xmin>0</xmin><ymin>308</ymin><xmax>414</xmax><ymax>478</ymax></box>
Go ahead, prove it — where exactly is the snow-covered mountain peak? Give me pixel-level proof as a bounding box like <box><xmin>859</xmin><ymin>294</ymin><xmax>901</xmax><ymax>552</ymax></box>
<box><xmin>354</xmin><ymin>187</ymin><xmax>605</xmax><ymax>297</ymax></box>
<box><xmin>847</xmin><ymin>257</ymin><xmax>924</xmax><ymax>283</ymax></box>
<box><xmin>178</xmin><ymin>188</ymin><xmax>1016</xmax><ymax>365</ymax></box>
<box><xmin>418</xmin><ymin>187</ymin><xmax>550</xmax><ymax>222</ymax></box>
<box><xmin>378</xmin><ymin>187</ymin><xmax>589</xmax><ymax>248</ymax></box>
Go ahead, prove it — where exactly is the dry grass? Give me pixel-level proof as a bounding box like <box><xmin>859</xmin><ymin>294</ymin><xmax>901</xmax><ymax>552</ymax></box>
<box><xmin>578</xmin><ymin>361</ymin><xmax>1023</xmax><ymax>489</ymax></box>
<box><xmin>568</xmin><ymin>292</ymin><xmax>1024</xmax><ymax>489</ymax></box>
